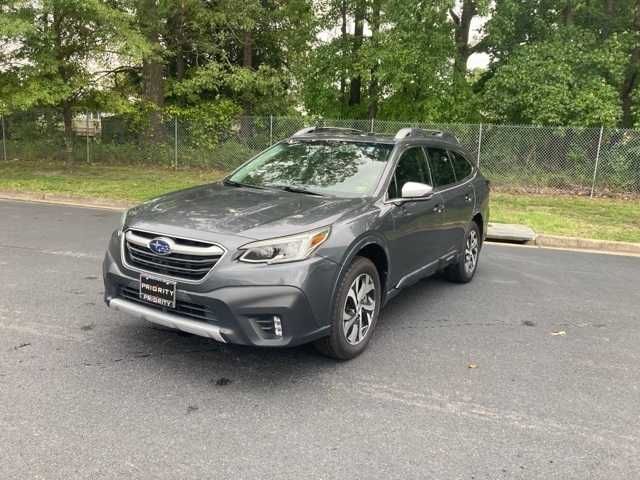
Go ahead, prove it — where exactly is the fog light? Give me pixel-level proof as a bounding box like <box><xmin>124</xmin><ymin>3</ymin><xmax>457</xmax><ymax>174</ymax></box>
<box><xmin>273</xmin><ymin>316</ymin><xmax>282</xmax><ymax>337</ymax></box>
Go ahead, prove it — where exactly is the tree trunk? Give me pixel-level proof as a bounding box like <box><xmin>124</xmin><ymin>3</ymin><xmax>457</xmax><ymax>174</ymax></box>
<box><xmin>176</xmin><ymin>49</ymin><xmax>185</xmax><ymax>81</ymax></box>
<box><xmin>142</xmin><ymin>56</ymin><xmax>165</xmax><ymax>141</ymax></box>
<box><xmin>349</xmin><ymin>2</ymin><xmax>365</xmax><ymax>107</ymax></box>
<box><xmin>243</xmin><ymin>31</ymin><xmax>253</xmax><ymax>70</ymax></box>
<box><xmin>62</xmin><ymin>103</ymin><xmax>73</xmax><ymax>161</ymax></box>
<box><xmin>240</xmin><ymin>30</ymin><xmax>254</xmax><ymax>137</ymax></box>
<box><xmin>561</xmin><ymin>2</ymin><xmax>575</xmax><ymax>25</ymax></box>
<box><xmin>340</xmin><ymin>0</ymin><xmax>348</xmax><ymax>106</ymax></box>
<box><xmin>368</xmin><ymin>0</ymin><xmax>381</xmax><ymax>120</ymax></box>
<box><xmin>52</xmin><ymin>7</ymin><xmax>74</xmax><ymax>160</ymax></box>
<box><xmin>621</xmin><ymin>0</ymin><xmax>640</xmax><ymax>128</ymax></box>
<box><xmin>451</xmin><ymin>0</ymin><xmax>477</xmax><ymax>84</ymax></box>
<box><xmin>139</xmin><ymin>0</ymin><xmax>165</xmax><ymax>142</ymax></box>
<box><xmin>606</xmin><ymin>0</ymin><xmax>615</xmax><ymax>15</ymax></box>
<box><xmin>175</xmin><ymin>1</ymin><xmax>186</xmax><ymax>81</ymax></box>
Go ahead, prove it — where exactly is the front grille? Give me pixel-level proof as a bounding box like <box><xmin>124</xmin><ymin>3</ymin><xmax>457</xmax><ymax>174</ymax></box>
<box><xmin>120</xmin><ymin>286</ymin><xmax>213</xmax><ymax>322</ymax></box>
<box><xmin>123</xmin><ymin>229</ymin><xmax>224</xmax><ymax>281</ymax></box>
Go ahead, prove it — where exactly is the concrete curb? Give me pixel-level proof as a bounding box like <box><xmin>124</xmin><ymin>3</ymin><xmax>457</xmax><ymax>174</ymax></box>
<box><xmin>533</xmin><ymin>234</ymin><xmax>640</xmax><ymax>255</ymax></box>
<box><xmin>486</xmin><ymin>222</ymin><xmax>536</xmax><ymax>242</ymax></box>
<box><xmin>0</xmin><ymin>190</ymin><xmax>129</xmax><ymax>211</ymax></box>
<box><xmin>1</xmin><ymin>191</ymin><xmax>639</xmax><ymax>256</ymax></box>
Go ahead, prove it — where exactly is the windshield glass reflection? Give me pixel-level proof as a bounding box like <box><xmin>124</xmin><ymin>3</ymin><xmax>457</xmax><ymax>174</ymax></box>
<box><xmin>228</xmin><ymin>140</ymin><xmax>394</xmax><ymax>197</ymax></box>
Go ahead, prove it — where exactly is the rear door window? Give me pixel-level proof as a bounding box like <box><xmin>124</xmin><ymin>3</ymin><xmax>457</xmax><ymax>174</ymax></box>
<box><xmin>426</xmin><ymin>148</ymin><xmax>456</xmax><ymax>188</ymax></box>
<box><xmin>450</xmin><ymin>151</ymin><xmax>473</xmax><ymax>181</ymax></box>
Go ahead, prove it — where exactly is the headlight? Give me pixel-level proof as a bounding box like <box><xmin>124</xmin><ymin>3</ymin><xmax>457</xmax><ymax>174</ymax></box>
<box><xmin>238</xmin><ymin>226</ymin><xmax>331</xmax><ymax>264</ymax></box>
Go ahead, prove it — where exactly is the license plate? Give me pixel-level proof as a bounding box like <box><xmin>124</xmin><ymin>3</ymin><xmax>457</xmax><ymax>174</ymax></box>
<box><xmin>139</xmin><ymin>275</ymin><xmax>176</xmax><ymax>309</ymax></box>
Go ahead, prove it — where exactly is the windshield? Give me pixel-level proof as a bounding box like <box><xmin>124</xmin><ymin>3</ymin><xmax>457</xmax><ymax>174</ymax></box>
<box><xmin>227</xmin><ymin>140</ymin><xmax>394</xmax><ymax>197</ymax></box>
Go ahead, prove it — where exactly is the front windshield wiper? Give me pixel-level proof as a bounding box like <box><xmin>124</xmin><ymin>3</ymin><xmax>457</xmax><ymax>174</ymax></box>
<box><xmin>269</xmin><ymin>184</ymin><xmax>326</xmax><ymax>197</ymax></box>
<box><xmin>223</xmin><ymin>179</ymin><xmax>268</xmax><ymax>190</ymax></box>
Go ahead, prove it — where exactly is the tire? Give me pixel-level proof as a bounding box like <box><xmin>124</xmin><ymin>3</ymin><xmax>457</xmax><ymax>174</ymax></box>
<box><xmin>314</xmin><ymin>256</ymin><xmax>382</xmax><ymax>360</ymax></box>
<box><xmin>444</xmin><ymin>221</ymin><xmax>481</xmax><ymax>283</ymax></box>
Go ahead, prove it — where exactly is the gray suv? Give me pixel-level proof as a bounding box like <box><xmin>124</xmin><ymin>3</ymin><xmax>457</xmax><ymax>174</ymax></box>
<box><xmin>103</xmin><ymin>127</ymin><xmax>490</xmax><ymax>359</ymax></box>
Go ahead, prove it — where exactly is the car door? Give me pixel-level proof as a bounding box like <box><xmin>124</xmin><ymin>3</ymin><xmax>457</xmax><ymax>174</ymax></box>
<box><xmin>385</xmin><ymin>146</ymin><xmax>447</xmax><ymax>288</ymax></box>
<box><xmin>425</xmin><ymin>147</ymin><xmax>475</xmax><ymax>254</ymax></box>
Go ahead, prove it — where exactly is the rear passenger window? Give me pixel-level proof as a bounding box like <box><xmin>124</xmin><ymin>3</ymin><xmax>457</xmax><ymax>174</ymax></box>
<box><xmin>426</xmin><ymin>148</ymin><xmax>456</xmax><ymax>187</ymax></box>
<box><xmin>388</xmin><ymin>147</ymin><xmax>429</xmax><ymax>199</ymax></box>
<box><xmin>451</xmin><ymin>151</ymin><xmax>473</xmax><ymax>181</ymax></box>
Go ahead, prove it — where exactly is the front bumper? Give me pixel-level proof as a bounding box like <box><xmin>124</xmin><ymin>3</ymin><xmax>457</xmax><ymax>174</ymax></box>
<box><xmin>103</xmin><ymin>231</ymin><xmax>337</xmax><ymax>347</ymax></box>
<box><xmin>108</xmin><ymin>298</ymin><xmax>229</xmax><ymax>342</ymax></box>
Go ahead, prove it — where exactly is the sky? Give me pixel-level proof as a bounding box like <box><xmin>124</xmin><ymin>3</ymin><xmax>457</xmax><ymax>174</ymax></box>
<box><xmin>468</xmin><ymin>14</ymin><xmax>490</xmax><ymax>70</ymax></box>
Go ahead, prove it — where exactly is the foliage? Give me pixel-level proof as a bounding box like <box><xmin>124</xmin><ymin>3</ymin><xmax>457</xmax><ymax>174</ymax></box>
<box><xmin>481</xmin><ymin>0</ymin><xmax>640</xmax><ymax>127</ymax></box>
<box><xmin>2</xmin><ymin>0</ymin><xmax>640</xmax><ymax>130</ymax></box>
<box><xmin>0</xmin><ymin>0</ymin><xmax>146</xmax><ymax>116</ymax></box>
<box><xmin>482</xmin><ymin>30</ymin><xmax>621</xmax><ymax>126</ymax></box>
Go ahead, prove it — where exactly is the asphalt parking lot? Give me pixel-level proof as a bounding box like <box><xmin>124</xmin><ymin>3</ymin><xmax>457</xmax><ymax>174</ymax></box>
<box><xmin>1</xmin><ymin>199</ymin><xmax>639</xmax><ymax>479</ymax></box>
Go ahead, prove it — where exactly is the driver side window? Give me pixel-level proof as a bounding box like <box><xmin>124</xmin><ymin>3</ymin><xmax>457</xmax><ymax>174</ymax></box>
<box><xmin>387</xmin><ymin>147</ymin><xmax>430</xmax><ymax>199</ymax></box>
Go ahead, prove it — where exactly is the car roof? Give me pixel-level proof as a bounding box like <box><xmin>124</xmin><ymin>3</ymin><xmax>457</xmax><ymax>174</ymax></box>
<box><xmin>288</xmin><ymin>127</ymin><xmax>464</xmax><ymax>150</ymax></box>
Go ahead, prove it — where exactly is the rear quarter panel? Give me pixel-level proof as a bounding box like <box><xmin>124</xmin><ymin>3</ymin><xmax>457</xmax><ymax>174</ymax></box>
<box><xmin>473</xmin><ymin>173</ymin><xmax>490</xmax><ymax>239</ymax></box>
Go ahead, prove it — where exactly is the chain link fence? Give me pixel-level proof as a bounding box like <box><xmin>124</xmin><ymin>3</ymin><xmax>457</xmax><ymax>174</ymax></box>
<box><xmin>2</xmin><ymin>113</ymin><xmax>640</xmax><ymax>196</ymax></box>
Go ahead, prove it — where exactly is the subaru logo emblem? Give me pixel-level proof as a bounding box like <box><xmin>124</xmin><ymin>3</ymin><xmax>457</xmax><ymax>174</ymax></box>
<box><xmin>149</xmin><ymin>238</ymin><xmax>172</xmax><ymax>255</ymax></box>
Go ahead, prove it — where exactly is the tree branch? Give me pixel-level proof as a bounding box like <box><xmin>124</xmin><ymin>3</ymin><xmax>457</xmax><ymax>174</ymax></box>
<box><xmin>449</xmin><ymin>8</ymin><xmax>461</xmax><ymax>26</ymax></box>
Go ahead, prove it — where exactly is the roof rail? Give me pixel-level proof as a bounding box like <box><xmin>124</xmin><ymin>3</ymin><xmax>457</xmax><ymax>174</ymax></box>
<box><xmin>292</xmin><ymin>126</ymin><xmax>366</xmax><ymax>137</ymax></box>
<box><xmin>394</xmin><ymin>128</ymin><xmax>459</xmax><ymax>144</ymax></box>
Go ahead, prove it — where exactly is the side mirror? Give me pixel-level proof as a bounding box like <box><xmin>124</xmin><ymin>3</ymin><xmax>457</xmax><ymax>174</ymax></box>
<box><xmin>401</xmin><ymin>182</ymin><xmax>433</xmax><ymax>199</ymax></box>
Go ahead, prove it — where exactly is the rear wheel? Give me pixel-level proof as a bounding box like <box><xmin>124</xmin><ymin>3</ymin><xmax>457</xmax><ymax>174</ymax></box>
<box><xmin>444</xmin><ymin>221</ymin><xmax>481</xmax><ymax>283</ymax></box>
<box><xmin>314</xmin><ymin>257</ymin><xmax>381</xmax><ymax>360</ymax></box>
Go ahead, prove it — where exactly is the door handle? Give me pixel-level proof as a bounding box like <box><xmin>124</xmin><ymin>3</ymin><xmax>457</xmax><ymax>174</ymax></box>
<box><xmin>432</xmin><ymin>204</ymin><xmax>445</xmax><ymax>214</ymax></box>
<box><xmin>464</xmin><ymin>193</ymin><xmax>473</xmax><ymax>203</ymax></box>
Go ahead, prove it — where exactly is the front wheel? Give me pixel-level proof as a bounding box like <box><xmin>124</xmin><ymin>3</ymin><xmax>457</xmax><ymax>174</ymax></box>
<box><xmin>314</xmin><ymin>256</ymin><xmax>382</xmax><ymax>360</ymax></box>
<box><xmin>444</xmin><ymin>221</ymin><xmax>481</xmax><ymax>283</ymax></box>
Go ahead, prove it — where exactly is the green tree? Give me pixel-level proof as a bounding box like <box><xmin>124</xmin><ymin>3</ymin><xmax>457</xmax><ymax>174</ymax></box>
<box><xmin>300</xmin><ymin>0</ymin><xmax>485</xmax><ymax>122</ymax></box>
<box><xmin>482</xmin><ymin>30</ymin><xmax>621</xmax><ymax>125</ymax></box>
<box><xmin>133</xmin><ymin>0</ymin><xmax>314</xmax><ymax>138</ymax></box>
<box><xmin>0</xmin><ymin>0</ymin><xmax>146</xmax><ymax>151</ymax></box>
<box><xmin>481</xmin><ymin>0</ymin><xmax>640</xmax><ymax>127</ymax></box>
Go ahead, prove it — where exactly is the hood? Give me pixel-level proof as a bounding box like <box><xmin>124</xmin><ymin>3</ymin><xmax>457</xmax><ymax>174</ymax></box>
<box><xmin>126</xmin><ymin>182</ymin><xmax>369</xmax><ymax>241</ymax></box>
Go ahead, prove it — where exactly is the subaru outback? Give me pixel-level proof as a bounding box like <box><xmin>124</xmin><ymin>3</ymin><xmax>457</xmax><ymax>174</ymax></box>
<box><xmin>103</xmin><ymin>127</ymin><xmax>490</xmax><ymax>359</ymax></box>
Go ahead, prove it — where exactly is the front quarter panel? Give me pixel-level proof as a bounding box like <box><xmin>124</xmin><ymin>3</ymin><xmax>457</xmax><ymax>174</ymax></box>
<box><xmin>316</xmin><ymin>201</ymin><xmax>392</xmax><ymax>266</ymax></box>
<box><xmin>315</xmin><ymin>200</ymin><xmax>394</xmax><ymax>309</ymax></box>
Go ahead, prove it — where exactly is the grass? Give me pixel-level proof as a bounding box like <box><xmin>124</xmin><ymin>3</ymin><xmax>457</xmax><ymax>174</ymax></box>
<box><xmin>491</xmin><ymin>192</ymin><xmax>640</xmax><ymax>243</ymax></box>
<box><xmin>1</xmin><ymin>159</ymin><xmax>639</xmax><ymax>243</ymax></box>
<box><xmin>0</xmin><ymin>159</ymin><xmax>222</xmax><ymax>203</ymax></box>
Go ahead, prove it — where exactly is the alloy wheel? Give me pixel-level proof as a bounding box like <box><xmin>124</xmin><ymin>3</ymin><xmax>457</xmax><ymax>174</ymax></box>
<box><xmin>343</xmin><ymin>273</ymin><xmax>376</xmax><ymax>345</ymax></box>
<box><xmin>464</xmin><ymin>229</ymin><xmax>479</xmax><ymax>274</ymax></box>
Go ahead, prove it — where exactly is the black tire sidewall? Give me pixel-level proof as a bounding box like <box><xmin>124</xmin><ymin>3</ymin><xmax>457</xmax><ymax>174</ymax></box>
<box><xmin>460</xmin><ymin>222</ymin><xmax>481</xmax><ymax>281</ymax></box>
<box><xmin>328</xmin><ymin>257</ymin><xmax>382</xmax><ymax>360</ymax></box>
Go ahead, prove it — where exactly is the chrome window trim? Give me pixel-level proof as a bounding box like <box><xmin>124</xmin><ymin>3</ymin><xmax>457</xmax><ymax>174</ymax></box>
<box><xmin>382</xmin><ymin>171</ymin><xmax>476</xmax><ymax>205</ymax></box>
<box><xmin>448</xmin><ymin>149</ymin><xmax>475</xmax><ymax>184</ymax></box>
<box><xmin>121</xmin><ymin>228</ymin><xmax>227</xmax><ymax>285</ymax></box>
<box><xmin>433</xmin><ymin>171</ymin><xmax>477</xmax><ymax>195</ymax></box>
